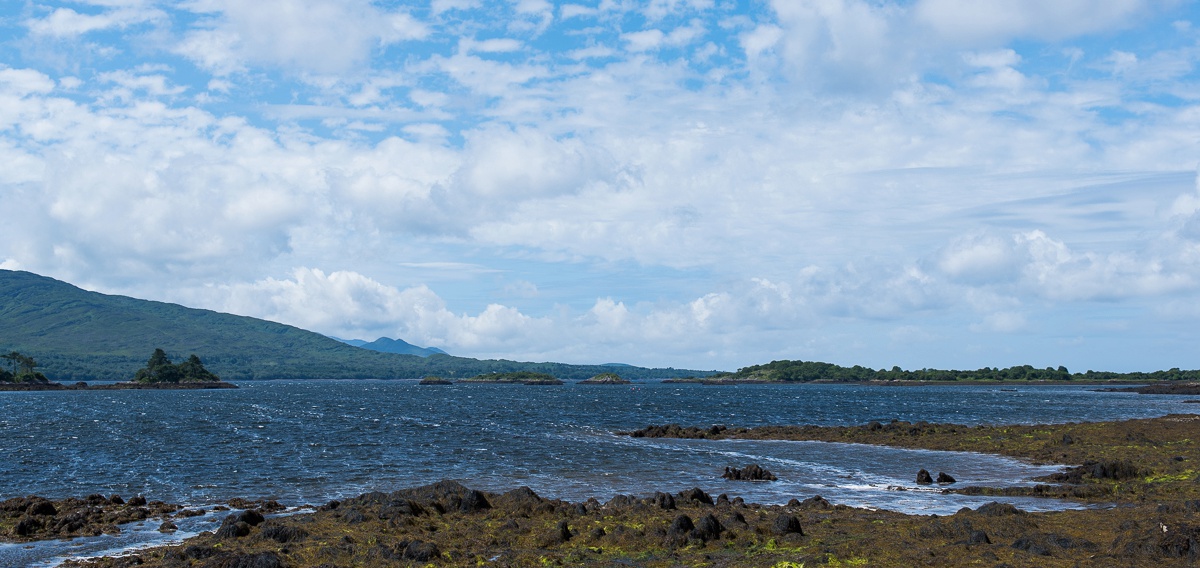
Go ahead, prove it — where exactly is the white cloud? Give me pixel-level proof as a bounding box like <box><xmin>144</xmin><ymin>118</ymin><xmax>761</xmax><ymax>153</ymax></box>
<box><xmin>26</xmin><ymin>6</ymin><xmax>165</xmax><ymax>37</ymax></box>
<box><xmin>914</xmin><ymin>0</ymin><xmax>1156</xmax><ymax>46</ymax></box>
<box><xmin>176</xmin><ymin>0</ymin><xmax>428</xmax><ymax>75</ymax></box>
<box><xmin>622</xmin><ymin>29</ymin><xmax>666</xmax><ymax>52</ymax></box>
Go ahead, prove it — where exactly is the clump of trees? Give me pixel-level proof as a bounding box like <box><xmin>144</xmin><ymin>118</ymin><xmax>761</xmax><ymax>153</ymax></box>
<box><xmin>0</xmin><ymin>351</ymin><xmax>49</xmax><ymax>383</ymax></box>
<box><xmin>133</xmin><ymin>349</ymin><xmax>220</xmax><ymax>383</ymax></box>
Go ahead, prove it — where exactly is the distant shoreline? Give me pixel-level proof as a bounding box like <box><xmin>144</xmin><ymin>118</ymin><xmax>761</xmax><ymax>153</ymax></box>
<box><xmin>0</xmin><ymin>381</ymin><xmax>238</xmax><ymax>391</ymax></box>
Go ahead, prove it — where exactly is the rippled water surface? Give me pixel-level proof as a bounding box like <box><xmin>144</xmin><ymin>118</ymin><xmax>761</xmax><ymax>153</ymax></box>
<box><xmin>1</xmin><ymin>381</ymin><xmax>1194</xmax><ymax>565</ymax></box>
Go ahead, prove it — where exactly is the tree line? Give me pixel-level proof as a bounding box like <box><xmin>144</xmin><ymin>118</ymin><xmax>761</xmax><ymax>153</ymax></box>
<box><xmin>714</xmin><ymin>360</ymin><xmax>1200</xmax><ymax>383</ymax></box>
<box><xmin>0</xmin><ymin>351</ymin><xmax>49</xmax><ymax>383</ymax></box>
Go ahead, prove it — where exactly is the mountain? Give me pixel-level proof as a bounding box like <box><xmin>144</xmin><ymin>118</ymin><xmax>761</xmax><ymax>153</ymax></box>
<box><xmin>332</xmin><ymin>336</ymin><xmax>447</xmax><ymax>357</ymax></box>
<box><xmin>0</xmin><ymin>270</ymin><xmax>710</xmax><ymax>382</ymax></box>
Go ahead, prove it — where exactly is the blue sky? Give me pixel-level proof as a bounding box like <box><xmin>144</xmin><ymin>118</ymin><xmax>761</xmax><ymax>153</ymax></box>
<box><xmin>2</xmin><ymin>0</ymin><xmax>1200</xmax><ymax>373</ymax></box>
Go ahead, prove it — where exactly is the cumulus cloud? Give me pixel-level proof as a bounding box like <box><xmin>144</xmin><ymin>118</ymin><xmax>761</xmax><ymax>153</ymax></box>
<box><xmin>176</xmin><ymin>0</ymin><xmax>428</xmax><ymax>75</ymax></box>
<box><xmin>914</xmin><ymin>0</ymin><xmax>1155</xmax><ymax>46</ymax></box>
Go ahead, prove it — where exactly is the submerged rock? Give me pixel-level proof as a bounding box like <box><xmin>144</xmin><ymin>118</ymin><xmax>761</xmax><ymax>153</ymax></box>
<box><xmin>722</xmin><ymin>464</ymin><xmax>778</xmax><ymax>481</ymax></box>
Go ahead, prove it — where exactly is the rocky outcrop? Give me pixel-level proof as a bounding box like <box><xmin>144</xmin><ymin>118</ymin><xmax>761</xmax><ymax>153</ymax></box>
<box><xmin>2</xmin><ymin>494</ymin><xmax>180</xmax><ymax>540</ymax></box>
<box><xmin>722</xmin><ymin>464</ymin><xmax>778</xmax><ymax>481</ymax></box>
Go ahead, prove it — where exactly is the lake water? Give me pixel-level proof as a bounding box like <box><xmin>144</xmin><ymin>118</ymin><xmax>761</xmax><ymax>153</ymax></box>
<box><xmin>1</xmin><ymin>381</ymin><xmax>1196</xmax><ymax>566</ymax></box>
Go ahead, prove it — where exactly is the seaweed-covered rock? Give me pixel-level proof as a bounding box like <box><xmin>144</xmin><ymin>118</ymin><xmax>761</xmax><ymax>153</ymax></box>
<box><xmin>648</xmin><ymin>492</ymin><xmax>676</xmax><ymax>510</ymax></box>
<box><xmin>693</xmin><ymin>513</ymin><xmax>724</xmax><ymax>541</ymax></box>
<box><xmin>772</xmin><ymin>514</ymin><xmax>804</xmax><ymax>536</ymax></box>
<box><xmin>667</xmin><ymin>514</ymin><xmax>694</xmax><ymax>536</ymax></box>
<box><xmin>917</xmin><ymin>469</ymin><xmax>934</xmax><ymax>484</ymax></box>
<box><xmin>676</xmin><ymin>488</ymin><xmax>714</xmax><ymax>505</ymax></box>
<box><xmin>402</xmin><ymin>540</ymin><xmax>441</xmax><ymax>562</ymax></box>
<box><xmin>259</xmin><ymin>523</ymin><xmax>309</xmax><ymax>543</ymax></box>
<box><xmin>937</xmin><ymin>472</ymin><xmax>956</xmax><ymax>484</ymax></box>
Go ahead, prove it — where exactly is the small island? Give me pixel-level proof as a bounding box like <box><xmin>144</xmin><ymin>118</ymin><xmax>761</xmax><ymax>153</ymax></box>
<box><xmin>0</xmin><ymin>349</ymin><xmax>236</xmax><ymax>390</ymax></box>
<box><xmin>578</xmin><ymin>372</ymin><xmax>631</xmax><ymax>385</ymax></box>
<box><xmin>418</xmin><ymin>375</ymin><xmax>453</xmax><ymax>385</ymax></box>
<box><xmin>459</xmin><ymin>371</ymin><xmax>564</xmax><ymax>385</ymax></box>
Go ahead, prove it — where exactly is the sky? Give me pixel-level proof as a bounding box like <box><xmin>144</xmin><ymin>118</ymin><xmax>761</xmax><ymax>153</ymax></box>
<box><xmin>1</xmin><ymin>0</ymin><xmax>1199</xmax><ymax>373</ymax></box>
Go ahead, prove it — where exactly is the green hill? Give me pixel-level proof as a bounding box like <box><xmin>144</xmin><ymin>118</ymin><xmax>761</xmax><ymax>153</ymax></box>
<box><xmin>0</xmin><ymin>270</ymin><xmax>710</xmax><ymax>382</ymax></box>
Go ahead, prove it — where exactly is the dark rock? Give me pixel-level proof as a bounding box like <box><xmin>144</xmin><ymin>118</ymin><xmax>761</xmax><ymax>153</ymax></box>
<box><xmin>1086</xmin><ymin>460</ymin><xmax>1140</xmax><ymax>480</ymax></box>
<box><xmin>1012</xmin><ymin>533</ymin><xmax>1097</xmax><ymax>557</ymax></box>
<box><xmin>236</xmin><ymin>510</ymin><xmax>265</xmax><ymax>526</ymax></box>
<box><xmin>555</xmin><ymin>519</ymin><xmax>573</xmax><ymax>542</ymax></box>
<box><xmin>772</xmin><ymin>514</ymin><xmax>804</xmax><ymax>536</ymax></box>
<box><xmin>589</xmin><ymin>526</ymin><xmax>606</xmax><ymax>539</ymax></box>
<box><xmin>668</xmin><ymin>514</ymin><xmax>695</xmax><ymax>536</ymax></box>
<box><xmin>648</xmin><ymin>492</ymin><xmax>676</xmax><ymax>510</ymax></box>
<box><xmin>975</xmin><ymin>502</ymin><xmax>1023</xmax><ymax>516</ymax></box>
<box><xmin>676</xmin><ymin>487</ymin><xmax>714</xmax><ymax>505</ymax></box>
<box><xmin>208</xmin><ymin>551</ymin><xmax>285</xmax><ymax>568</ymax></box>
<box><xmin>937</xmin><ymin>472</ymin><xmax>956</xmax><ymax>484</ymax></box>
<box><xmin>606</xmin><ymin>494</ymin><xmax>637</xmax><ymax>508</ymax></box>
<box><xmin>916</xmin><ymin>469</ymin><xmax>934</xmax><ymax>484</ymax></box>
<box><xmin>968</xmin><ymin>530</ymin><xmax>991</xmax><ymax>545</ymax></box>
<box><xmin>692</xmin><ymin>513</ymin><xmax>723</xmax><ymax>541</ymax></box>
<box><xmin>799</xmin><ymin>495</ymin><xmax>832</xmax><ymax>509</ymax></box>
<box><xmin>493</xmin><ymin>486</ymin><xmax>551</xmax><ymax>515</ymax></box>
<box><xmin>319</xmin><ymin>499</ymin><xmax>340</xmax><ymax>511</ymax></box>
<box><xmin>259</xmin><ymin>524</ymin><xmax>309</xmax><ymax>543</ymax></box>
<box><xmin>214</xmin><ymin>516</ymin><xmax>251</xmax><ymax>539</ymax></box>
<box><xmin>340</xmin><ymin>509</ymin><xmax>366</xmax><ymax>524</ymax></box>
<box><xmin>13</xmin><ymin>515</ymin><xmax>42</xmax><ymax>536</ymax></box>
<box><xmin>722</xmin><ymin>464</ymin><xmax>778</xmax><ymax>481</ymax></box>
<box><xmin>402</xmin><ymin>540</ymin><xmax>441</xmax><ymax>562</ymax></box>
<box><xmin>27</xmin><ymin>500</ymin><xmax>57</xmax><ymax>516</ymax></box>
<box><xmin>108</xmin><ymin>494</ymin><xmax>125</xmax><ymax>505</ymax></box>
<box><xmin>459</xmin><ymin>489</ymin><xmax>491</xmax><ymax>512</ymax></box>
<box><xmin>127</xmin><ymin>496</ymin><xmax>147</xmax><ymax>507</ymax></box>
<box><xmin>158</xmin><ymin>520</ymin><xmax>178</xmax><ymax>533</ymax></box>
<box><xmin>182</xmin><ymin>545</ymin><xmax>219</xmax><ymax>559</ymax></box>
<box><xmin>380</xmin><ymin>499</ymin><xmax>425</xmax><ymax>519</ymax></box>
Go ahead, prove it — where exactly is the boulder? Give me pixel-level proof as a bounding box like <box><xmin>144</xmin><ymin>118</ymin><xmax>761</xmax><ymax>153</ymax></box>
<box><xmin>916</xmin><ymin>469</ymin><xmax>934</xmax><ymax>484</ymax></box>
<box><xmin>692</xmin><ymin>513</ymin><xmax>724</xmax><ymax>541</ymax></box>
<box><xmin>676</xmin><ymin>487</ymin><xmax>714</xmax><ymax>505</ymax></box>
<box><xmin>772</xmin><ymin>514</ymin><xmax>804</xmax><ymax>535</ymax></box>
<box><xmin>937</xmin><ymin>472</ymin><xmax>956</xmax><ymax>484</ymax></box>
<box><xmin>667</xmin><ymin>514</ymin><xmax>694</xmax><ymax>536</ymax></box>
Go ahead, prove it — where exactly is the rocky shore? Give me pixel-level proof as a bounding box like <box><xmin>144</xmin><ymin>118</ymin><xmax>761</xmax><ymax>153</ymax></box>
<box><xmin>10</xmin><ymin>414</ymin><xmax>1198</xmax><ymax>567</ymax></box>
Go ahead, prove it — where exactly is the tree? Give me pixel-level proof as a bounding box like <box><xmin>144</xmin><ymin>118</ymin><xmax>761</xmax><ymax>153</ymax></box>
<box><xmin>1</xmin><ymin>351</ymin><xmax>19</xmax><ymax>377</ymax></box>
<box><xmin>134</xmin><ymin>349</ymin><xmax>218</xmax><ymax>383</ymax></box>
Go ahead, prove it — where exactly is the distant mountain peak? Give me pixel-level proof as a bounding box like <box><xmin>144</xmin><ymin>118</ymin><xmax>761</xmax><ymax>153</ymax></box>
<box><xmin>332</xmin><ymin>336</ymin><xmax>447</xmax><ymax>357</ymax></box>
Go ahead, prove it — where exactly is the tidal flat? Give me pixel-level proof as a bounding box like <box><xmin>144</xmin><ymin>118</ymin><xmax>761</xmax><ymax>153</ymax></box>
<box><xmin>0</xmin><ymin>413</ymin><xmax>1192</xmax><ymax>567</ymax></box>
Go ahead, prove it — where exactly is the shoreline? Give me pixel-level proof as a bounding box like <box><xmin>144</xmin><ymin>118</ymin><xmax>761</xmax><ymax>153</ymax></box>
<box><xmin>8</xmin><ymin>413</ymin><xmax>1196</xmax><ymax>566</ymax></box>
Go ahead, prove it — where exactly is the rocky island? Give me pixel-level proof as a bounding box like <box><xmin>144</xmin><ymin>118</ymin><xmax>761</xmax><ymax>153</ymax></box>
<box><xmin>459</xmin><ymin>371</ymin><xmax>564</xmax><ymax>385</ymax></box>
<box><xmin>578</xmin><ymin>372</ymin><xmax>632</xmax><ymax>385</ymax></box>
<box><xmin>0</xmin><ymin>349</ymin><xmax>237</xmax><ymax>390</ymax></box>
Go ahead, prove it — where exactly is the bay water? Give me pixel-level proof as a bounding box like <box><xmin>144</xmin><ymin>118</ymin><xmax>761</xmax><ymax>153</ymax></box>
<box><xmin>1</xmin><ymin>381</ymin><xmax>1195</xmax><ymax>565</ymax></box>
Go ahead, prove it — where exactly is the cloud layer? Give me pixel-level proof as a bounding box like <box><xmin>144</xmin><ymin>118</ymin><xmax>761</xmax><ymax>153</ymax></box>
<box><xmin>1</xmin><ymin>1</ymin><xmax>1199</xmax><ymax>372</ymax></box>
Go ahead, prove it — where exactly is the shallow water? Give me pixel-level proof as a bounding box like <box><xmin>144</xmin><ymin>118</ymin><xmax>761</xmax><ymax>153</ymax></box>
<box><xmin>1</xmin><ymin>381</ymin><xmax>1193</xmax><ymax>565</ymax></box>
